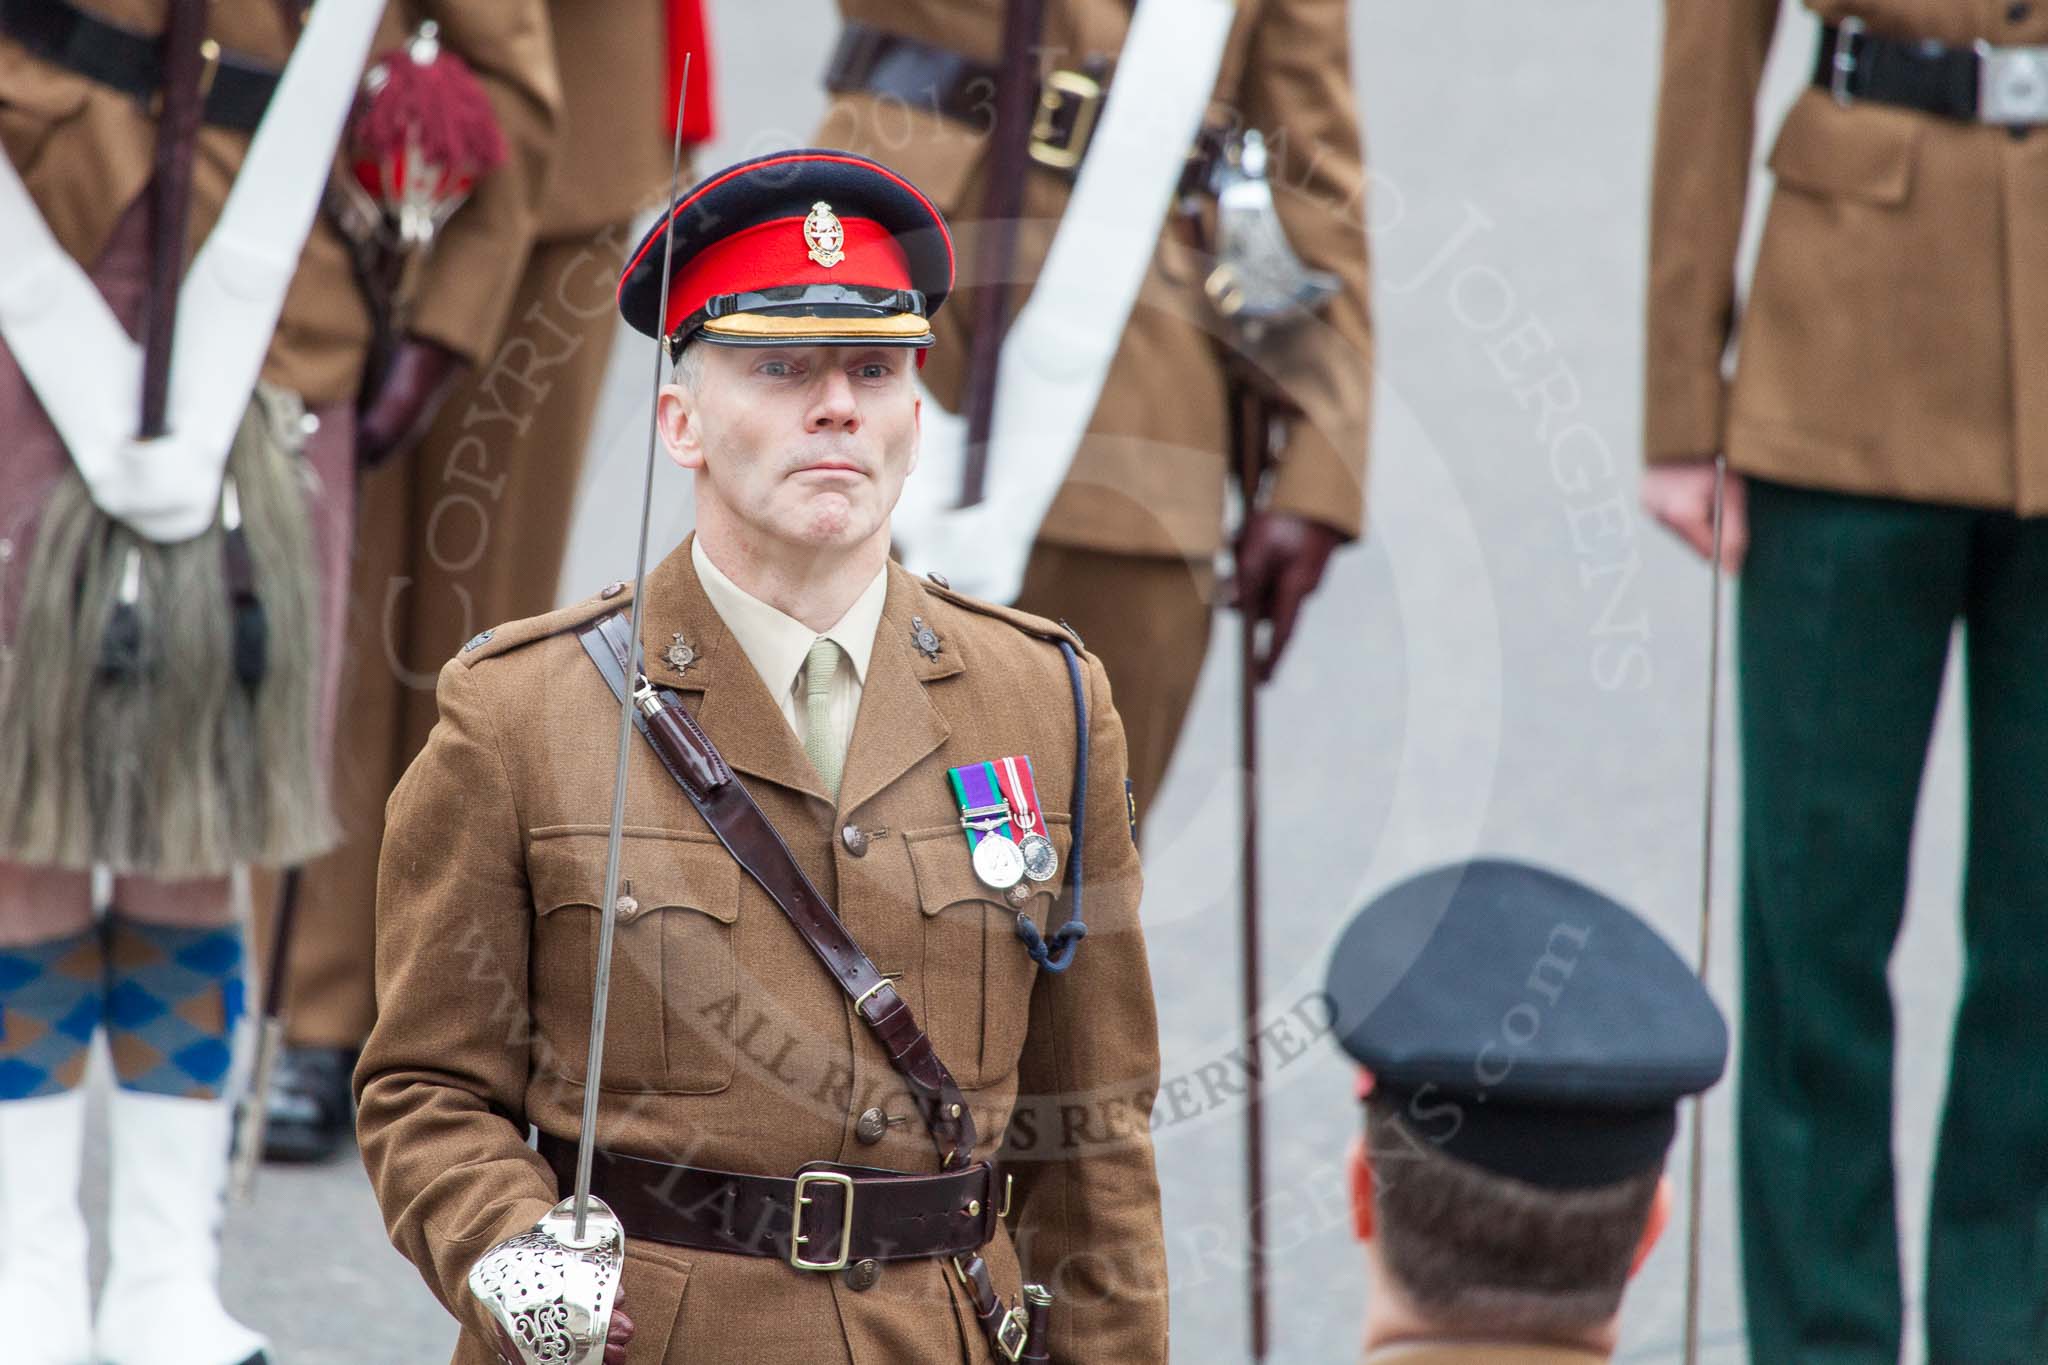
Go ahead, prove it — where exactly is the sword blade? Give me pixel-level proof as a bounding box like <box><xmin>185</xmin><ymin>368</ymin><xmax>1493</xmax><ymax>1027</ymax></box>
<box><xmin>1236</xmin><ymin>386</ymin><xmax>1271</xmax><ymax>1363</ymax></box>
<box><xmin>1682</xmin><ymin>454</ymin><xmax>1729</xmax><ymax>1365</ymax></box>
<box><xmin>573</xmin><ymin>53</ymin><xmax>694</xmax><ymax>1246</ymax></box>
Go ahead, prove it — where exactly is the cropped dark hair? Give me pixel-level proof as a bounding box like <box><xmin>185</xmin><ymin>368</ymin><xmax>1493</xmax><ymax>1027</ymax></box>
<box><xmin>1364</xmin><ymin>1095</ymin><xmax>1664</xmax><ymax>1337</ymax></box>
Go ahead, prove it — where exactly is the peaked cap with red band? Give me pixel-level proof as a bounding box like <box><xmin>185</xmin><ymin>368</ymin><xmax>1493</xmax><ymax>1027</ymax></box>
<box><xmin>618</xmin><ymin>149</ymin><xmax>954</xmax><ymax>350</ymax></box>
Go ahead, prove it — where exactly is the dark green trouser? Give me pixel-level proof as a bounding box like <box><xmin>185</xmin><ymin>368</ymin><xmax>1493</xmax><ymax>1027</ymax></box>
<box><xmin>1739</xmin><ymin>479</ymin><xmax>2048</xmax><ymax>1364</ymax></box>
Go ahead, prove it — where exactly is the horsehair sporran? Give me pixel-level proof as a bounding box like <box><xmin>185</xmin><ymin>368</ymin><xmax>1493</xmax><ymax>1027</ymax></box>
<box><xmin>0</xmin><ymin>384</ymin><xmax>334</xmax><ymax>875</ymax></box>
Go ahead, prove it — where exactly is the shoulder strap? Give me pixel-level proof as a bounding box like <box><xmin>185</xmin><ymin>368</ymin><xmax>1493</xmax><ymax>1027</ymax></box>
<box><xmin>576</xmin><ymin>613</ymin><xmax>979</xmax><ymax>1171</ymax></box>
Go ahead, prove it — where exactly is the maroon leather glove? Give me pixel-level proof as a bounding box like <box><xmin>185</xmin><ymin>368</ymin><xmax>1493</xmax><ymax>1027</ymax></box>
<box><xmin>1229</xmin><ymin>510</ymin><xmax>1346</xmax><ymax>685</ymax></box>
<box><xmin>356</xmin><ymin>335</ymin><xmax>466</xmax><ymax>468</ymax></box>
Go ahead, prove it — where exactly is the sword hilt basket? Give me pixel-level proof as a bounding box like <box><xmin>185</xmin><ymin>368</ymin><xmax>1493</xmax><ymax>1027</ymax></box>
<box><xmin>467</xmin><ymin>1196</ymin><xmax>624</xmax><ymax>1365</ymax></box>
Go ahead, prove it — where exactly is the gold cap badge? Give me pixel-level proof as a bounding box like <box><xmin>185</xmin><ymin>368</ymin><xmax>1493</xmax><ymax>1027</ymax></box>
<box><xmin>804</xmin><ymin>201</ymin><xmax>845</xmax><ymax>269</ymax></box>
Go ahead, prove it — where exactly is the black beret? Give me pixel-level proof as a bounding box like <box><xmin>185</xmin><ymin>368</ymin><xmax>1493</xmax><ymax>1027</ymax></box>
<box><xmin>1326</xmin><ymin>858</ymin><xmax>1729</xmax><ymax>1189</ymax></box>
<box><xmin>616</xmin><ymin>149</ymin><xmax>955</xmax><ymax>349</ymax></box>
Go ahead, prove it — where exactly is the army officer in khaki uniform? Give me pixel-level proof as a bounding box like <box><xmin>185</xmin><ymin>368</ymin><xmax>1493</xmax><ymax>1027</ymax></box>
<box><xmin>1643</xmin><ymin>3</ymin><xmax>2048</xmax><ymax>1358</ymax></box>
<box><xmin>356</xmin><ymin>152</ymin><xmax>1167</xmax><ymax>1363</ymax></box>
<box><xmin>817</xmin><ymin>0</ymin><xmax>1373</xmax><ymax>820</ymax></box>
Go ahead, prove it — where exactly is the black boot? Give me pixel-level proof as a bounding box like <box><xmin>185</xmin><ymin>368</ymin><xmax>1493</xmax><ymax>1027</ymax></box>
<box><xmin>261</xmin><ymin>1045</ymin><xmax>357</xmax><ymax>1164</ymax></box>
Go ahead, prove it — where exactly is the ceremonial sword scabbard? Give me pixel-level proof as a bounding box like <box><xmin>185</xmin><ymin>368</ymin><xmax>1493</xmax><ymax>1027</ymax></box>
<box><xmin>467</xmin><ymin>1197</ymin><xmax>625</xmax><ymax>1365</ymax></box>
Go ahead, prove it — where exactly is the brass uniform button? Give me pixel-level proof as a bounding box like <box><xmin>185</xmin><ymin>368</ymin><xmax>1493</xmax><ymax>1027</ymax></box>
<box><xmin>845</xmin><ymin>1258</ymin><xmax>882</xmax><ymax>1292</ymax></box>
<box><xmin>856</xmin><ymin>1107</ymin><xmax>889</xmax><ymax>1145</ymax></box>
<box><xmin>926</xmin><ymin>571</ymin><xmax>950</xmax><ymax>589</ymax></box>
<box><xmin>614</xmin><ymin>894</ymin><xmax>640</xmax><ymax>922</ymax></box>
<box><xmin>600</xmin><ymin>581</ymin><xmax>627</xmax><ymax>599</ymax></box>
<box><xmin>1005</xmin><ymin>882</ymin><xmax>1031</xmax><ymax>907</ymax></box>
<box><xmin>841</xmin><ymin>824</ymin><xmax>869</xmax><ymax>857</ymax></box>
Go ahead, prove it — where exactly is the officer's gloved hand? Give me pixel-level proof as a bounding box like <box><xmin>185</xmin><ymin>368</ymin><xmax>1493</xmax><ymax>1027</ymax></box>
<box><xmin>1230</xmin><ymin>510</ymin><xmax>1345</xmax><ymax>684</ymax></box>
<box><xmin>357</xmin><ymin>335</ymin><xmax>467</xmax><ymax>469</ymax></box>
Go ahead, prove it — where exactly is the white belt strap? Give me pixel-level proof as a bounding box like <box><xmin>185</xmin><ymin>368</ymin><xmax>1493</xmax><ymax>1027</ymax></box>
<box><xmin>892</xmin><ymin>0</ymin><xmax>1237</xmax><ymax>604</ymax></box>
<box><xmin>0</xmin><ymin>0</ymin><xmax>382</xmax><ymax>543</ymax></box>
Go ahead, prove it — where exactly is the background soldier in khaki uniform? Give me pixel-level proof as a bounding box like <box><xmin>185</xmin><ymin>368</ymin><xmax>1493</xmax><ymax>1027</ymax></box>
<box><xmin>0</xmin><ymin>3</ymin><xmax>556</xmax><ymax>1360</ymax></box>
<box><xmin>816</xmin><ymin>0</ymin><xmax>1373</xmax><ymax>818</ymax></box>
<box><xmin>358</xmin><ymin>150</ymin><xmax>1167</xmax><ymax>1364</ymax></box>
<box><xmin>266</xmin><ymin>0</ymin><xmax>695</xmax><ymax>1161</ymax></box>
<box><xmin>1643</xmin><ymin>3</ymin><xmax>2048</xmax><ymax>1357</ymax></box>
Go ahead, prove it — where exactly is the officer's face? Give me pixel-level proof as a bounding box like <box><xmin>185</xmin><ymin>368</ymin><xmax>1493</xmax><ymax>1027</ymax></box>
<box><xmin>660</xmin><ymin>343</ymin><xmax>922</xmax><ymax>553</ymax></box>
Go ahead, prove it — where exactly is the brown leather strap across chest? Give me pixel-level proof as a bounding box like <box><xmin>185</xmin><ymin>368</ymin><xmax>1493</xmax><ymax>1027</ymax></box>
<box><xmin>535</xmin><ymin>1133</ymin><xmax>1001</xmax><ymax>1271</ymax></box>
<box><xmin>576</xmin><ymin>613</ymin><xmax>978</xmax><ymax>1171</ymax></box>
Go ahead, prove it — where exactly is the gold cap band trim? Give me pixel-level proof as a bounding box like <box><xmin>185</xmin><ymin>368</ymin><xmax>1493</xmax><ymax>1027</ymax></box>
<box><xmin>699</xmin><ymin>311</ymin><xmax>932</xmax><ymax>341</ymax></box>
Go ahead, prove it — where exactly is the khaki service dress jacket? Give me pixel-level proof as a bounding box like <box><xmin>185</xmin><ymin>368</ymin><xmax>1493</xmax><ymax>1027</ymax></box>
<box><xmin>356</xmin><ymin>542</ymin><xmax>1169</xmax><ymax>1364</ymax></box>
<box><xmin>1648</xmin><ymin>0</ymin><xmax>2048</xmax><ymax>512</ymax></box>
<box><xmin>819</xmin><ymin>0</ymin><xmax>1374</xmax><ymax>559</ymax></box>
<box><xmin>0</xmin><ymin>0</ymin><xmax>561</xmax><ymax>404</ymax></box>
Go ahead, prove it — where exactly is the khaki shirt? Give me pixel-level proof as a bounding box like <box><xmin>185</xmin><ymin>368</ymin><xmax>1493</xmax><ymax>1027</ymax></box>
<box><xmin>356</xmin><ymin>539</ymin><xmax>1168</xmax><ymax>1364</ymax></box>
<box><xmin>0</xmin><ymin>0</ymin><xmax>561</xmax><ymax>404</ymax></box>
<box><xmin>818</xmin><ymin>0</ymin><xmax>1374</xmax><ymax>558</ymax></box>
<box><xmin>1647</xmin><ymin>0</ymin><xmax>2048</xmax><ymax>512</ymax></box>
<box><xmin>692</xmin><ymin>535</ymin><xmax>888</xmax><ymax>770</ymax></box>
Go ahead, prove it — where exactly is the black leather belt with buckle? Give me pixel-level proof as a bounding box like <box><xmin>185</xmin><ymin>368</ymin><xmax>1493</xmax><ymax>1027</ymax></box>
<box><xmin>1816</xmin><ymin>18</ymin><xmax>2048</xmax><ymax>126</ymax></box>
<box><xmin>0</xmin><ymin>0</ymin><xmax>289</xmax><ymax>133</ymax></box>
<box><xmin>825</xmin><ymin>23</ymin><xmax>1121</xmax><ymax>180</ymax></box>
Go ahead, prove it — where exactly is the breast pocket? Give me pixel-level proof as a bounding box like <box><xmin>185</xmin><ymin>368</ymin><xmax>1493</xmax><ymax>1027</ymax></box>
<box><xmin>527</xmin><ymin>828</ymin><xmax>740</xmax><ymax>1096</ymax></box>
<box><xmin>904</xmin><ymin>817</ymin><xmax>1072</xmax><ymax>1090</ymax></box>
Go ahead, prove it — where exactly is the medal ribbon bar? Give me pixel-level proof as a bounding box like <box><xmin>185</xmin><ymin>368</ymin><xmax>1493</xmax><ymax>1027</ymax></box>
<box><xmin>947</xmin><ymin>762</ymin><xmax>1016</xmax><ymax>847</ymax></box>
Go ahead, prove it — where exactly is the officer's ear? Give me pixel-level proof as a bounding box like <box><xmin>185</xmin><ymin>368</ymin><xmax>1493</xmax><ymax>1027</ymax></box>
<box><xmin>1628</xmin><ymin>1176</ymin><xmax>1674</xmax><ymax>1279</ymax></box>
<box><xmin>658</xmin><ymin>383</ymin><xmax>704</xmax><ymax>472</ymax></box>
<box><xmin>1348</xmin><ymin>1133</ymin><xmax>1375</xmax><ymax>1243</ymax></box>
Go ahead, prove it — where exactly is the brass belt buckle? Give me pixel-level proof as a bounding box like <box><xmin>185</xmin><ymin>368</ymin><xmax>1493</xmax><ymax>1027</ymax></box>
<box><xmin>1029</xmin><ymin>70</ymin><xmax>1105</xmax><ymax>172</ymax></box>
<box><xmin>790</xmin><ymin>1169</ymin><xmax>857</xmax><ymax>1272</ymax></box>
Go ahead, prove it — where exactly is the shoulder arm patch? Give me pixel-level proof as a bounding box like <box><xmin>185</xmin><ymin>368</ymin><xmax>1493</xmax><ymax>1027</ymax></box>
<box><xmin>456</xmin><ymin>583</ymin><xmax>636</xmax><ymax>668</ymax></box>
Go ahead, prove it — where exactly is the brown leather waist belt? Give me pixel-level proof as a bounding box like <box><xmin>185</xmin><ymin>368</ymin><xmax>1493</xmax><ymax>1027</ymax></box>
<box><xmin>825</xmin><ymin>22</ymin><xmax>1113</xmax><ymax>180</ymax></box>
<box><xmin>536</xmin><ymin>1133</ymin><xmax>1000</xmax><ymax>1270</ymax></box>
<box><xmin>0</xmin><ymin>0</ymin><xmax>288</xmax><ymax>134</ymax></box>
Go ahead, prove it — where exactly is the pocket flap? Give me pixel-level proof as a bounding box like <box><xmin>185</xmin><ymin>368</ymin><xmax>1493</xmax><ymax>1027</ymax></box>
<box><xmin>906</xmin><ymin>817</ymin><xmax>1073</xmax><ymax>917</ymax></box>
<box><xmin>527</xmin><ymin>828</ymin><xmax>740</xmax><ymax>924</ymax></box>
<box><xmin>1767</xmin><ymin>91</ymin><xmax>1920</xmax><ymax>206</ymax></box>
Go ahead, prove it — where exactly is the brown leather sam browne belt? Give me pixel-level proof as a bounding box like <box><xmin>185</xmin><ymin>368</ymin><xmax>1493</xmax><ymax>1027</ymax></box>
<box><xmin>536</xmin><ymin>1132</ymin><xmax>1002</xmax><ymax>1271</ymax></box>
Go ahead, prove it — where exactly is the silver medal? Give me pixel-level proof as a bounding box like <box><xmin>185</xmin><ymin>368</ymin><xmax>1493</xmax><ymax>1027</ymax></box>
<box><xmin>972</xmin><ymin>833</ymin><xmax>1026</xmax><ymax>890</ymax></box>
<box><xmin>1019</xmin><ymin>833</ymin><xmax>1059</xmax><ymax>883</ymax></box>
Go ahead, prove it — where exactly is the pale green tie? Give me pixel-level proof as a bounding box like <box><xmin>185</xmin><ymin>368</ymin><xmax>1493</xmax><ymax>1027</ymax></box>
<box><xmin>802</xmin><ymin>637</ymin><xmax>844</xmax><ymax>799</ymax></box>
